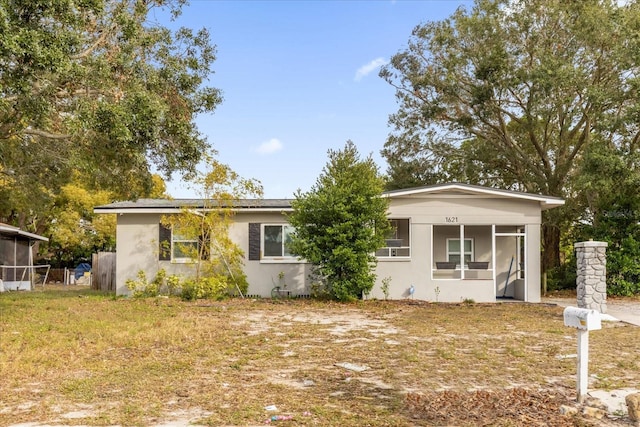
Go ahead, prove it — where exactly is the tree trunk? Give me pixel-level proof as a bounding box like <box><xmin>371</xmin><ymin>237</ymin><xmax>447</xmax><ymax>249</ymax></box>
<box><xmin>541</xmin><ymin>223</ymin><xmax>561</xmax><ymax>273</ymax></box>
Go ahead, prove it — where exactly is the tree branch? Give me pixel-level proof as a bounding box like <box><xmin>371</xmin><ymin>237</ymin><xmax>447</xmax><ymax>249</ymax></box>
<box><xmin>23</xmin><ymin>128</ymin><xmax>71</xmax><ymax>140</ymax></box>
<box><xmin>70</xmin><ymin>27</ymin><xmax>113</xmax><ymax>60</ymax></box>
<box><xmin>630</xmin><ymin>129</ymin><xmax>640</xmax><ymax>155</ymax></box>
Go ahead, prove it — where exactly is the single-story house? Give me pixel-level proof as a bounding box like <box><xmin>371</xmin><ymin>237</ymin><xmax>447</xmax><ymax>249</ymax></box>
<box><xmin>94</xmin><ymin>183</ymin><xmax>564</xmax><ymax>302</ymax></box>
<box><xmin>0</xmin><ymin>223</ymin><xmax>49</xmax><ymax>291</ymax></box>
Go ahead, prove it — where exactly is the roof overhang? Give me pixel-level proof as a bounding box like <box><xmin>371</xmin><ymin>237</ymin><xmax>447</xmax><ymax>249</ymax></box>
<box><xmin>0</xmin><ymin>223</ymin><xmax>49</xmax><ymax>241</ymax></box>
<box><xmin>383</xmin><ymin>183</ymin><xmax>565</xmax><ymax>211</ymax></box>
<box><xmin>94</xmin><ymin>207</ymin><xmax>294</xmax><ymax>214</ymax></box>
<box><xmin>94</xmin><ymin>199</ymin><xmax>294</xmax><ymax>215</ymax></box>
<box><xmin>95</xmin><ymin>184</ymin><xmax>565</xmax><ymax>215</ymax></box>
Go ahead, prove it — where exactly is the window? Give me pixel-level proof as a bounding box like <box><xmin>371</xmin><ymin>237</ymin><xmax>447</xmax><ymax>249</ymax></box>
<box><xmin>172</xmin><ymin>226</ymin><xmax>199</xmax><ymax>262</ymax></box>
<box><xmin>376</xmin><ymin>218</ymin><xmax>410</xmax><ymax>257</ymax></box>
<box><xmin>446</xmin><ymin>238</ymin><xmax>473</xmax><ymax>266</ymax></box>
<box><xmin>262</xmin><ymin>224</ymin><xmax>295</xmax><ymax>259</ymax></box>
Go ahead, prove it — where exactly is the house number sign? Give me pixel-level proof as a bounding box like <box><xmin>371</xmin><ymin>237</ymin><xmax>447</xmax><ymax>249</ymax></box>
<box><xmin>445</xmin><ymin>216</ymin><xmax>458</xmax><ymax>223</ymax></box>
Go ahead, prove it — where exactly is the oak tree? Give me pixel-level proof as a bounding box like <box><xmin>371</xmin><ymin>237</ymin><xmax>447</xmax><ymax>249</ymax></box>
<box><xmin>380</xmin><ymin>0</ymin><xmax>640</xmax><ymax>270</ymax></box>
<box><xmin>0</xmin><ymin>0</ymin><xmax>221</xmax><ymax>237</ymax></box>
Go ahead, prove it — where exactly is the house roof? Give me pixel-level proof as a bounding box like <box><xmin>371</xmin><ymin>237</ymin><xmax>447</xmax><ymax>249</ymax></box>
<box><xmin>94</xmin><ymin>183</ymin><xmax>564</xmax><ymax>214</ymax></box>
<box><xmin>0</xmin><ymin>223</ymin><xmax>49</xmax><ymax>241</ymax></box>
<box><xmin>94</xmin><ymin>198</ymin><xmax>294</xmax><ymax>214</ymax></box>
<box><xmin>382</xmin><ymin>183</ymin><xmax>565</xmax><ymax>210</ymax></box>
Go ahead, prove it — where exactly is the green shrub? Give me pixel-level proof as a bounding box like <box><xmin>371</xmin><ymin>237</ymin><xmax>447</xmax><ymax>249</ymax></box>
<box><xmin>607</xmin><ymin>236</ymin><xmax>640</xmax><ymax>296</ymax></box>
<box><xmin>224</xmin><ymin>268</ymin><xmax>249</xmax><ymax>297</ymax></box>
<box><xmin>381</xmin><ymin>277</ymin><xmax>391</xmax><ymax>300</ymax></box>
<box><xmin>180</xmin><ymin>276</ymin><xmax>229</xmax><ymax>301</ymax></box>
<box><xmin>126</xmin><ymin>270</ymin><xmax>159</xmax><ymax>298</ymax></box>
<box><xmin>125</xmin><ymin>269</ymin><xmax>181</xmax><ymax>298</ymax></box>
<box><xmin>307</xmin><ymin>269</ymin><xmax>331</xmax><ymax>300</ymax></box>
<box><xmin>547</xmin><ymin>262</ymin><xmax>577</xmax><ymax>292</ymax></box>
<box><xmin>126</xmin><ymin>266</ymin><xmax>249</xmax><ymax>301</ymax></box>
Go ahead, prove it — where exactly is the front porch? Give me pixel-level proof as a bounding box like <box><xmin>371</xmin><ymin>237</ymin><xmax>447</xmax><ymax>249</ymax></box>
<box><xmin>430</xmin><ymin>224</ymin><xmax>535</xmax><ymax>302</ymax></box>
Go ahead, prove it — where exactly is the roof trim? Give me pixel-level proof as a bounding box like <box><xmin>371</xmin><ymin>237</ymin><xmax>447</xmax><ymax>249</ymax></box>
<box><xmin>94</xmin><ymin>198</ymin><xmax>294</xmax><ymax>214</ymax></box>
<box><xmin>94</xmin><ymin>207</ymin><xmax>294</xmax><ymax>214</ymax></box>
<box><xmin>0</xmin><ymin>223</ymin><xmax>49</xmax><ymax>241</ymax></box>
<box><xmin>382</xmin><ymin>183</ymin><xmax>564</xmax><ymax>209</ymax></box>
<box><xmin>94</xmin><ymin>184</ymin><xmax>565</xmax><ymax>214</ymax></box>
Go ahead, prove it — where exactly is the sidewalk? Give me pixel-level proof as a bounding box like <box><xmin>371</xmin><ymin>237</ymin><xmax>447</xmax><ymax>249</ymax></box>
<box><xmin>542</xmin><ymin>296</ymin><xmax>640</xmax><ymax>327</ymax></box>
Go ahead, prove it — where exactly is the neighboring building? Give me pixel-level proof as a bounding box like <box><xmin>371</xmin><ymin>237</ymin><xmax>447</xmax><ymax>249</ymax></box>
<box><xmin>0</xmin><ymin>223</ymin><xmax>49</xmax><ymax>291</ymax></box>
<box><xmin>94</xmin><ymin>183</ymin><xmax>564</xmax><ymax>302</ymax></box>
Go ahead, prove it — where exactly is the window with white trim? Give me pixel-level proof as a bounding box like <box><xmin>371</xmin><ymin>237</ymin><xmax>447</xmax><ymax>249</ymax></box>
<box><xmin>376</xmin><ymin>218</ymin><xmax>410</xmax><ymax>257</ymax></box>
<box><xmin>446</xmin><ymin>238</ymin><xmax>473</xmax><ymax>266</ymax></box>
<box><xmin>262</xmin><ymin>224</ymin><xmax>295</xmax><ymax>259</ymax></box>
<box><xmin>172</xmin><ymin>226</ymin><xmax>199</xmax><ymax>262</ymax></box>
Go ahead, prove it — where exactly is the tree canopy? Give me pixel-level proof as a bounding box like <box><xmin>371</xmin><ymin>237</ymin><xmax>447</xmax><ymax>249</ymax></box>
<box><xmin>380</xmin><ymin>0</ymin><xmax>640</xmax><ymax>271</ymax></box>
<box><xmin>572</xmin><ymin>143</ymin><xmax>640</xmax><ymax>296</ymax></box>
<box><xmin>0</xmin><ymin>0</ymin><xmax>221</xmax><ymax>240</ymax></box>
<box><xmin>288</xmin><ymin>142</ymin><xmax>391</xmax><ymax>301</ymax></box>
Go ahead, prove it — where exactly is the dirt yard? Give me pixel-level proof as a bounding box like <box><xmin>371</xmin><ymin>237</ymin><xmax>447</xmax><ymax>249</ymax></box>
<box><xmin>1</xmin><ymin>287</ymin><xmax>638</xmax><ymax>426</ymax></box>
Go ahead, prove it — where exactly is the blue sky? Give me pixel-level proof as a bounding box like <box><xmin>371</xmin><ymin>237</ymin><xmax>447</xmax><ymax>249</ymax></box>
<box><xmin>161</xmin><ymin>0</ymin><xmax>472</xmax><ymax>199</ymax></box>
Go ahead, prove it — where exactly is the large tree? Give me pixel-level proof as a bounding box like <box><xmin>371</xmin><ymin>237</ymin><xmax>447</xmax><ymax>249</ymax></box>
<box><xmin>288</xmin><ymin>141</ymin><xmax>391</xmax><ymax>301</ymax></box>
<box><xmin>0</xmin><ymin>0</ymin><xmax>221</xmax><ymax>235</ymax></box>
<box><xmin>380</xmin><ymin>0</ymin><xmax>640</xmax><ymax>271</ymax></box>
<box><xmin>573</xmin><ymin>143</ymin><xmax>640</xmax><ymax>296</ymax></box>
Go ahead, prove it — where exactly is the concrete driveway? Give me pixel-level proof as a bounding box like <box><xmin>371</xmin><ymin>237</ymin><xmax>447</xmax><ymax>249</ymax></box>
<box><xmin>542</xmin><ymin>296</ymin><xmax>640</xmax><ymax>327</ymax></box>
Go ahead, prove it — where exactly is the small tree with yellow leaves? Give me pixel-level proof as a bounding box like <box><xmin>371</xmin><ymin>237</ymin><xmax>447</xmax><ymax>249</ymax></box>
<box><xmin>163</xmin><ymin>153</ymin><xmax>262</xmax><ymax>300</ymax></box>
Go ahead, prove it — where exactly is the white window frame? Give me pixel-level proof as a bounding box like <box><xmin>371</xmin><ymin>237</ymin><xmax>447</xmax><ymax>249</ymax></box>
<box><xmin>261</xmin><ymin>224</ymin><xmax>297</xmax><ymax>262</ymax></box>
<box><xmin>446</xmin><ymin>238</ymin><xmax>474</xmax><ymax>268</ymax></box>
<box><xmin>377</xmin><ymin>218</ymin><xmax>411</xmax><ymax>259</ymax></box>
<box><xmin>517</xmin><ymin>229</ymin><xmax>525</xmax><ymax>279</ymax></box>
<box><xmin>171</xmin><ymin>226</ymin><xmax>199</xmax><ymax>263</ymax></box>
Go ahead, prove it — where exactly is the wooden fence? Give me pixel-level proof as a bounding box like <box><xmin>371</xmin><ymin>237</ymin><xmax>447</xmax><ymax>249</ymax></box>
<box><xmin>91</xmin><ymin>252</ymin><xmax>116</xmax><ymax>292</ymax></box>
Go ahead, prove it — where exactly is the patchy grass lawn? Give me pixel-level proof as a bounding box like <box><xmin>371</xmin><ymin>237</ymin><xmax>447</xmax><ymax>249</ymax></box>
<box><xmin>0</xmin><ymin>286</ymin><xmax>638</xmax><ymax>426</ymax></box>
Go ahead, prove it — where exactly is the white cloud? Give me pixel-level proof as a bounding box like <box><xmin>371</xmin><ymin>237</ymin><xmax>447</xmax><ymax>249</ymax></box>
<box><xmin>255</xmin><ymin>138</ymin><xmax>283</xmax><ymax>155</ymax></box>
<box><xmin>354</xmin><ymin>57</ymin><xmax>388</xmax><ymax>82</ymax></box>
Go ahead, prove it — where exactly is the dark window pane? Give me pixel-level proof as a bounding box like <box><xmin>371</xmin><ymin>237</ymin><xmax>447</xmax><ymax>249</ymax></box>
<box><xmin>264</xmin><ymin>225</ymin><xmax>283</xmax><ymax>257</ymax></box>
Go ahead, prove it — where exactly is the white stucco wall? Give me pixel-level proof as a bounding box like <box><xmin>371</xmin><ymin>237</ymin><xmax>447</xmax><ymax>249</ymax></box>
<box><xmin>230</xmin><ymin>213</ymin><xmax>312</xmax><ymax>297</ymax></box>
<box><xmin>115</xmin><ymin>213</ymin><xmax>159</xmax><ymax>295</ymax></box>
<box><xmin>112</xmin><ymin>192</ymin><xmax>547</xmax><ymax>302</ymax></box>
<box><xmin>368</xmin><ymin>195</ymin><xmax>543</xmax><ymax>303</ymax></box>
<box><xmin>115</xmin><ymin>213</ymin><xmax>197</xmax><ymax>296</ymax></box>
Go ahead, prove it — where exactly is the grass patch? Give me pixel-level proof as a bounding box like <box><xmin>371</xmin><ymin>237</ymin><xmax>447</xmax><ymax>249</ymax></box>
<box><xmin>1</xmin><ymin>286</ymin><xmax>638</xmax><ymax>426</ymax></box>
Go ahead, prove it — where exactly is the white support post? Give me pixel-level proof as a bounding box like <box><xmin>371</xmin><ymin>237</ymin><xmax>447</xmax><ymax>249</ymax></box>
<box><xmin>491</xmin><ymin>224</ymin><xmax>496</xmax><ymax>299</ymax></box>
<box><xmin>577</xmin><ymin>329</ymin><xmax>589</xmax><ymax>402</ymax></box>
<box><xmin>522</xmin><ymin>228</ymin><xmax>527</xmax><ymax>302</ymax></box>
<box><xmin>459</xmin><ymin>224</ymin><xmax>465</xmax><ymax>280</ymax></box>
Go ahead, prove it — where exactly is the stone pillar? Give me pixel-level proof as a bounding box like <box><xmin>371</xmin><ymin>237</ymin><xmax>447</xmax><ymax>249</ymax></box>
<box><xmin>575</xmin><ymin>241</ymin><xmax>608</xmax><ymax>314</ymax></box>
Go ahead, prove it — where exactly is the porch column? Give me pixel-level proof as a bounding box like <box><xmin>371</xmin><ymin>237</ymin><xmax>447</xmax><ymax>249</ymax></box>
<box><xmin>491</xmin><ymin>224</ymin><xmax>496</xmax><ymax>299</ymax></box>
<box><xmin>525</xmin><ymin>224</ymin><xmax>541</xmax><ymax>303</ymax></box>
<box><xmin>575</xmin><ymin>241</ymin><xmax>608</xmax><ymax>314</ymax></box>
<box><xmin>459</xmin><ymin>224</ymin><xmax>465</xmax><ymax>279</ymax></box>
